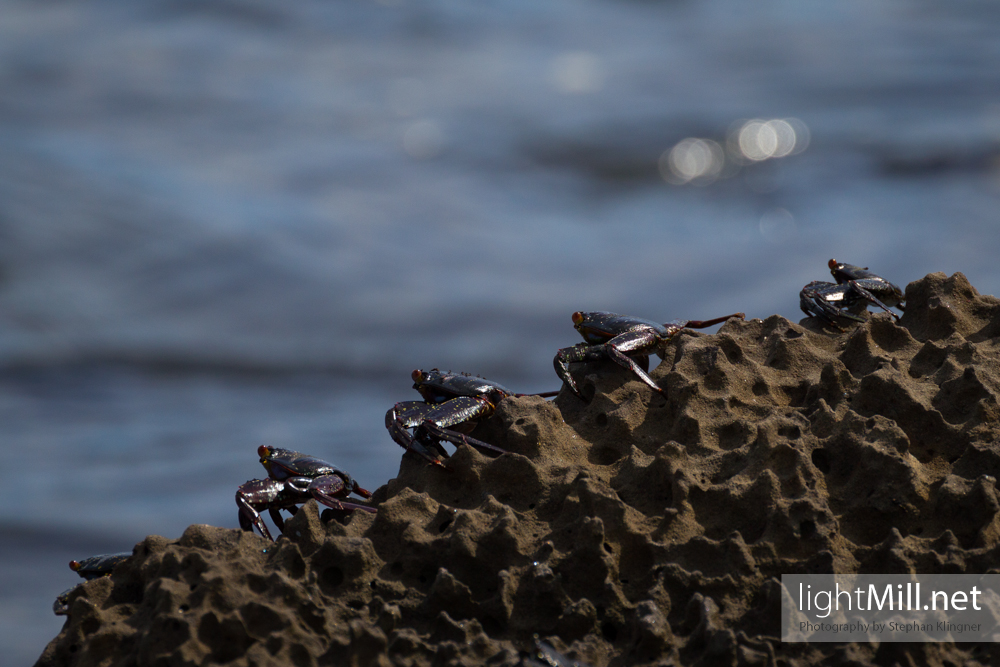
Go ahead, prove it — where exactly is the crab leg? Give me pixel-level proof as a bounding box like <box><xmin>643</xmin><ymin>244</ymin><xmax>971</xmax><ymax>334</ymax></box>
<box><xmin>846</xmin><ymin>280</ymin><xmax>902</xmax><ymax>319</ymax></box>
<box><xmin>386</xmin><ymin>402</ymin><xmax>450</xmax><ymax>468</ymax></box>
<box><xmin>555</xmin><ymin>342</ymin><xmax>628</xmax><ymax>397</ymax></box>
<box><xmin>306</xmin><ymin>475</ymin><xmax>377</xmax><ymax>514</ymax></box>
<box><xmin>674</xmin><ymin>313</ymin><xmax>745</xmax><ymax>329</ymax></box>
<box><xmin>415</xmin><ymin>420</ymin><xmax>508</xmax><ymax>457</ymax></box>
<box><xmin>269</xmin><ymin>507</ymin><xmax>288</xmax><ymax>533</ymax></box>
<box><xmin>554</xmin><ymin>343</ymin><xmax>599</xmax><ymax>397</ymax></box>
<box><xmin>556</xmin><ymin>333</ymin><xmax>664</xmax><ymax>396</ymax></box>
<box><xmin>558</xmin><ymin>345</ymin><xmax>647</xmax><ymax>395</ymax></box>
<box><xmin>603</xmin><ymin>330</ymin><xmax>666</xmax><ymax>394</ymax></box>
<box><xmin>388</xmin><ymin>395</ymin><xmax>509</xmax><ymax>465</ymax></box>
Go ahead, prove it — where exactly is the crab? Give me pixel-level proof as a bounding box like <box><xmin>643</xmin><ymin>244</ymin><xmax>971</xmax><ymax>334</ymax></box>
<box><xmin>237</xmin><ymin>445</ymin><xmax>375</xmax><ymax>542</ymax></box>
<box><xmin>386</xmin><ymin>369</ymin><xmax>554</xmax><ymax>468</ymax></box>
<box><xmin>54</xmin><ymin>552</ymin><xmax>131</xmax><ymax>615</ymax></box>
<box><xmin>522</xmin><ymin>637</ymin><xmax>593</xmax><ymax>667</ymax></box>
<box><xmin>800</xmin><ymin>259</ymin><xmax>905</xmax><ymax>330</ymax></box>
<box><xmin>554</xmin><ymin>311</ymin><xmax>745</xmax><ymax>398</ymax></box>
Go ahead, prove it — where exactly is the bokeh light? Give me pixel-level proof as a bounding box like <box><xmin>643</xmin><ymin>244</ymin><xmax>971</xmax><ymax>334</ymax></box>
<box><xmin>732</xmin><ymin>118</ymin><xmax>809</xmax><ymax>162</ymax></box>
<box><xmin>759</xmin><ymin>207</ymin><xmax>797</xmax><ymax>242</ymax></box>
<box><xmin>663</xmin><ymin>118</ymin><xmax>809</xmax><ymax>187</ymax></box>
<box><xmin>659</xmin><ymin>138</ymin><xmax>725</xmax><ymax>185</ymax></box>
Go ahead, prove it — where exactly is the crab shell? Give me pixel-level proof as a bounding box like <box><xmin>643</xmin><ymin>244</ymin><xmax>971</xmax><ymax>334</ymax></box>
<box><xmin>257</xmin><ymin>445</ymin><xmax>367</xmax><ymax>496</ymax></box>
<box><xmin>410</xmin><ymin>368</ymin><xmax>513</xmax><ymax>406</ymax></box>
<box><xmin>571</xmin><ymin>311</ymin><xmax>679</xmax><ymax>346</ymax></box>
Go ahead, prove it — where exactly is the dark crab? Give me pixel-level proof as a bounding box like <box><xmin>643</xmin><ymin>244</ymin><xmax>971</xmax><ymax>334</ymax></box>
<box><xmin>54</xmin><ymin>552</ymin><xmax>131</xmax><ymax>615</ymax></box>
<box><xmin>800</xmin><ymin>258</ymin><xmax>905</xmax><ymax>330</ymax></box>
<box><xmin>237</xmin><ymin>445</ymin><xmax>375</xmax><ymax>542</ymax></box>
<box><xmin>386</xmin><ymin>369</ymin><xmax>553</xmax><ymax>468</ymax></box>
<box><xmin>520</xmin><ymin>637</ymin><xmax>593</xmax><ymax>667</ymax></box>
<box><xmin>554</xmin><ymin>311</ymin><xmax>745</xmax><ymax>398</ymax></box>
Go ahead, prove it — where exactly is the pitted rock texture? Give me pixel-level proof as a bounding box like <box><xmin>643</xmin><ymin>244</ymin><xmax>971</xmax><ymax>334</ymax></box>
<box><xmin>37</xmin><ymin>272</ymin><xmax>1000</xmax><ymax>666</ymax></box>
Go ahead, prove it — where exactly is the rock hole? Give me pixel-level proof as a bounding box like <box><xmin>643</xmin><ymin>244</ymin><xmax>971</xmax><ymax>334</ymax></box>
<box><xmin>81</xmin><ymin>617</ymin><xmax>101</xmax><ymax>636</ymax></box>
<box><xmin>347</xmin><ymin>600</ymin><xmax>365</xmax><ymax>610</ymax></box>
<box><xmin>265</xmin><ymin>636</ymin><xmax>283</xmax><ymax>655</ymax></box>
<box><xmin>438</xmin><ymin>518</ymin><xmax>453</xmax><ymax>533</ymax></box>
<box><xmin>482</xmin><ymin>616</ymin><xmax>504</xmax><ymax>636</ymax></box>
<box><xmin>321</xmin><ymin>566</ymin><xmax>344</xmax><ymax>589</ymax></box>
<box><xmin>515</xmin><ymin>418</ymin><xmax>526</xmax><ymax>426</ymax></box>
<box><xmin>603</xmin><ymin>542</ymin><xmax>613</xmax><ymax>554</ymax></box>
<box><xmin>247</xmin><ymin>574</ymin><xmax>268</xmax><ymax>594</ymax></box>
<box><xmin>720</xmin><ymin>341</ymin><xmax>744</xmax><ymax>364</ymax></box>
<box><xmin>717</xmin><ymin>420</ymin><xmax>751</xmax><ymax>450</ymax></box>
<box><xmin>779</xmin><ymin>424</ymin><xmax>801</xmax><ymax>440</ymax></box>
<box><xmin>595</xmin><ymin>413</ymin><xmax>608</xmax><ymax>427</ymax></box>
<box><xmin>799</xmin><ymin>520</ymin><xmax>816</xmax><ymax>538</ymax></box>
<box><xmin>752</xmin><ymin>381</ymin><xmax>769</xmax><ymax>397</ymax></box>
<box><xmin>390</xmin><ymin>562</ymin><xmax>403</xmax><ymax>576</ymax></box>
<box><xmin>811</xmin><ymin>448</ymin><xmax>831</xmax><ymax>474</ymax></box>
<box><xmin>289</xmin><ymin>643</ymin><xmax>312</xmax><ymax>667</ymax></box>
<box><xmin>283</xmin><ymin>551</ymin><xmax>306</xmax><ymax>580</ymax></box>
<box><xmin>180</xmin><ymin>604</ymin><xmax>190</xmax><ymax>612</ymax></box>
<box><xmin>601</xmin><ymin>621</ymin><xmax>618</xmax><ymax>642</ymax></box>
<box><xmin>591</xmin><ymin>445</ymin><xmax>622</xmax><ymax>465</ymax></box>
<box><xmin>528</xmin><ymin>503</ymin><xmax>536</xmax><ymax>510</ymax></box>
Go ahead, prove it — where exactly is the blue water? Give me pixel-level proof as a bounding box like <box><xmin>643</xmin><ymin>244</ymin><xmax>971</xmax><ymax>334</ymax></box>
<box><xmin>3</xmin><ymin>0</ymin><xmax>1000</xmax><ymax>662</ymax></box>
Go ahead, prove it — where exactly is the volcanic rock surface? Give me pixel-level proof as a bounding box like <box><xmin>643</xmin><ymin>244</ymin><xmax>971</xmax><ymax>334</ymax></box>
<box><xmin>37</xmin><ymin>273</ymin><xmax>1000</xmax><ymax>666</ymax></box>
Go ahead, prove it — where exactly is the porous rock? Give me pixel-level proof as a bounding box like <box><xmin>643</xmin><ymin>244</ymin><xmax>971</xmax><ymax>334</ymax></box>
<box><xmin>36</xmin><ymin>272</ymin><xmax>1000</xmax><ymax>666</ymax></box>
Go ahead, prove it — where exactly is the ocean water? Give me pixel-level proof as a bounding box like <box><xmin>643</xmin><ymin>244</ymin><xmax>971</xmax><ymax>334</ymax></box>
<box><xmin>3</xmin><ymin>0</ymin><xmax>1000</xmax><ymax>662</ymax></box>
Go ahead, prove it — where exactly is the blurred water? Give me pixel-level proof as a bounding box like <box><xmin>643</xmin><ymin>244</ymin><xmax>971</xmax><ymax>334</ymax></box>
<box><xmin>3</xmin><ymin>0</ymin><xmax>1000</xmax><ymax>662</ymax></box>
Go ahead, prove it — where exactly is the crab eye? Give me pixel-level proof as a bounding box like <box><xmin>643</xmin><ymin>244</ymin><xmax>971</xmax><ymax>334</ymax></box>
<box><xmin>572</xmin><ymin>312</ymin><xmax>585</xmax><ymax>325</ymax></box>
<box><xmin>828</xmin><ymin>258</ymin><xmax>839</xmax><ymax>270</ymax></box>
<box><xmin>257</xmin><ymin>445</ymin><xmax>269</xmax><ymax>460</ymax></box>
<box><xmin>411</xmin><ymin>369</ymin><xmax>423</xmax><ymax>382</ymax></box>
<box><xmin>69</xmin><ymin>560</ymin><xmax>82</xmax><ymax>572</ymax></box>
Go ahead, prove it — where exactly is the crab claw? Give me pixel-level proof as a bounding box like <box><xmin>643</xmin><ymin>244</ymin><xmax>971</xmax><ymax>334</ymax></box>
<box><xmin>237</xmin><ymin>478</ymin><xmax>281</xmax><ymax>541</ymax></box>
<box><xmin>385</xmin><ymin>402</ymin><xmax>452</xmax><ymax>469</ymax></box>
<box><xmin>553</xmin><ymin>343</ymin><xmax>592</xmax><ymax>399</ymax></box>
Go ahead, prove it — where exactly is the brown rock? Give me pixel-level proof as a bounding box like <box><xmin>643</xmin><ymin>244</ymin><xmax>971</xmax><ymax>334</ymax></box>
<box><xmin>36</xmin><ymin>273</ymin><xmax>1000</xmax><ymax>666</ymax></box>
